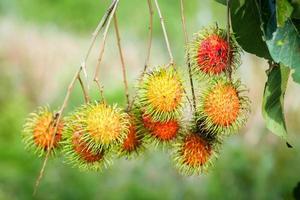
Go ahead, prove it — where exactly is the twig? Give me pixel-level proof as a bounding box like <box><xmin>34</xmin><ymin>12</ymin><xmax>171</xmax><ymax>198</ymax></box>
<box><xmin>94</xmin><ymin>0</ymin><xmax>120</xmax><ymax>98</ymax></box>
<box><xmin>153</xmin><ymin>0</ymin><xmax>174</xmax><ymax>65</ymax></box>
<box><xmin>81</xmin><ymin>0</ymin><xmax>118</xmax><ymax>86</ymax></box>
<box><xmin>129</xmin><ymin>0</ymin><xmax>154</xmax><ymax>110</ymax></box>
<box><xmin>78</xmin><ymin>74</ymin><xmax>90</xmax><ymax>103</ymax></box>
<box><xmin>144</xmin><ymin>0</ymin><xmax>154</xmax><ymax>72</ymax></box>
<box><xmin>33</xmin><ymin>0</ymin><xmax>118</xmax><ymax>195</ymax></box>
<box><xmin>33</xmin><ymin>68</ymin><xmax>83</xmax><ymax>196</ymax></box>
<box><xmin>113</xmin><ymin>13</ymin><xmax>130</xmax><ymax>109</ymax></box>
<box><xmin>180</xmin><ymin>0</ymin><xmax>196</xmax><ymax>112</ymax></box>
<box><xmin>226</xmin><ymin>0</ymin><xmax>232</xmax><ymax>81</ymax></box>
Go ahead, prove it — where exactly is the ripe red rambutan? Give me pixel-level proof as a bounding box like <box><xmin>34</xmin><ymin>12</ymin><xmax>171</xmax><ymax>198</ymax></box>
<box><xmin>188</xmin><ymin>25</ymin><xmax>240</xmax><ymax>79</ymax></box>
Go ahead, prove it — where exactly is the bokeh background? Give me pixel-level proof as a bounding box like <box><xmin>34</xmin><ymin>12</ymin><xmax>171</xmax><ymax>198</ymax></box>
<box><xmin>1</xmin><ymin>0</ymin><xmax>300</xmax><ymax>199</ymax></box>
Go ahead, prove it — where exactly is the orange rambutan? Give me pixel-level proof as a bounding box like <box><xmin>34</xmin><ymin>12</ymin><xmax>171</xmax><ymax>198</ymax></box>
<box><xmin>188</xmin><ymin>25</ymin><xmax>240</xmax><ymax>79</ymax></box>
<box><xmin>172</xmin><ymin>122</ymin><xmax>220</xmax><ymax>175</ymax></box>
<box><xmin>196</xmin><ymin>77</ymin><xmax>250</xmax><ymax>135</ymax></box>
<box><xmin>22</xmin><ymin>107</ymin><xmax>64</xmax><ymax>157</ymax></box>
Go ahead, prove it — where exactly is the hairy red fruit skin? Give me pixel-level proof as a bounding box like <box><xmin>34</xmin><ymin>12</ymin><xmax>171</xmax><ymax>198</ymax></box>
<box><xmin>72</xmin><ymin>131</ymin><xmax>103</xmax><ymax>163</ymax></box>
<box><xmin>197</xmin><ymin>34</ymin><xmax>231</xmax><ymax>75</ymax></box>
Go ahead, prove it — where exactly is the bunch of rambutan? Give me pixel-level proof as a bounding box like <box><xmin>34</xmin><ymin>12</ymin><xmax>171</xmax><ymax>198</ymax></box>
<box><xmin>171</xmin><ymin>24</ymin><xmax>251</xmax><ymax>175</ymax></box>
<box><xmin>21</xmin><ymin>24</ymin><xmax>251</xmax><ymax>176</ymax></box>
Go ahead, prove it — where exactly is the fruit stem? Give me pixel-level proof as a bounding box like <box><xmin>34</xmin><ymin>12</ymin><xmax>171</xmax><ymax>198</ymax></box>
<box><xmin>226</xmin><ymin>0</ymin><xmax>233</xmax><ymax>82</ymax></box>
<box><xmin>78</xmin><ymin>73</ymin><xmax>90</xmax><ymax>103</ymax></box>
<box><xmin>180</xmin><ymin>0</ymin><xmax>197</xmax><ymax>112</ymax></box>
<box><xmin>128</xmin><ymin>0</ymin><xmax>154</xmax><ymax>111</ymax></box>
<box><xmin>113</xmin><ymin>13</ymin><xmax>130</xmax><ymax>110</ymax></box>
<box><xmin>93</xmin><ymin>0</ymin><xmax>120</xmax><ymax>99</ymax></box>
<box><xmin>153</xmin><ymin>0</ymin><xmax>174</xmax><ymax>66</ymax></box>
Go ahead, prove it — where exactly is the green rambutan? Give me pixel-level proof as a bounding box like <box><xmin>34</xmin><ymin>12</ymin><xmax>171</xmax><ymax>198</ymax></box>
<box><xmin>188</xmin><ymin>24</ymin><xmax>240</xmax><ymax>79</ymax></box>
<box><xmin>138</xmin><ymin>67</ymin><xmax>185</xmax><ymax>122</ymax></box>
<box><xmin>22</xmin><ymin>107</ymin><xmax>63</xmax><ymax>157</ymax></box>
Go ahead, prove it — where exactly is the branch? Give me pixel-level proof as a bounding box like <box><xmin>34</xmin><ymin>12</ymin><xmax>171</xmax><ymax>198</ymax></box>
<box><xmin>153</xmin><ymin>0</ymin><xmax>174</xmax><ymax>65</ymax></box>
<box><xmin>78</xmin><ymin>74</ymin><xmax>90</xmax><ymax>103</ymax></box>
<box><xmin>33</xmin><ymin>0</ymin><xmax>119</xmax><ymax>195</ymax></box>
<box><xmin>113</xmin><ymin>13</ymin><xmax>130</xmax><ymax>109</ymax></box>
<box><xmin>93</xmin><ymin>0</ymin><xmax>120</xmax><ymax>99</ymax></box>
<box><xmin>180</xmin><ymin>0</ymin><xmax>196</xmax><ymax>112</ymax></box>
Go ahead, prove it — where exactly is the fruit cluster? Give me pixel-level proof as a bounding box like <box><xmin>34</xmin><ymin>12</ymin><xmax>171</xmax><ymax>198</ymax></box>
<box><xmin>22</xmin><ymin>25</ymin><xmax>250</xmax><ymax>175</ymax></box>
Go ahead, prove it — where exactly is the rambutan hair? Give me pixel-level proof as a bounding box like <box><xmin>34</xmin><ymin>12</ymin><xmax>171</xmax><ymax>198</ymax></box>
<box><xmin>22</xmin><ymin>106</ymin><xmax>63</xmax><ymax>157</ymax></box>
<box><xmin>187</xmin><ymin>24</ymin><xmax>241</xmax><ymax>79</ymax></box>
<box><xmin>71</xmin><ymin>102</ymin><xmax>130</xmax><ymax>151</ymax></box>
<box><xmin>62</xmin><ymin>114</ymin><xmax>111</xmax><ymax>171</ymax></box>
<box><xmin>137</xmin><ymin>66</ymin><xmax>185</xmax><ymax>122</ymax></box>
<box><xmin>133</xmin><ymin>103</ymin><xmax>181</xmax><ymax>147</ymax></box>
<box><xmin>172</xmin><ymin>120</ymin><xmax>221</xmax><ymax>175</ymax></box>
<box><xmin>196</xmin><ymin>77</ymin><xmax>251</xmax><ymax>135</ymax></box>
<box><xmin>117</xmin><ymin>110</ymin><xmax>145</xmax><ymax>158</ymax></box>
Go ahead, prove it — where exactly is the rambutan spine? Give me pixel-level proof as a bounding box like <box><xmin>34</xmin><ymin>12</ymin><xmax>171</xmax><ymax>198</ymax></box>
<box><xmin>172</xmin><ymin>121</ymin><xmax>220</xmax><ymax>175</ymax></box>
<box><xmin>196</xmin><ymin>77</ymin><xmax>251</xmax><ymax>135</ymax></box>
<box><xmin>22</xmin><ymin>106</ymin><xmax>64</xmax><ymax>157</ymax></box>
<box><xmin>137</xmin><ymin>66</ymin><xmax>185</xmax><ymax>122</ymax></box>
<box><xmin>62</xmin><ymin>114</ymin><xmax>111</xmax><ymax>171</ymax></box>
<box><xmin>187</xmin><ymin>24</ymin><xmax>241</xmax><ymax>80</ymax></box>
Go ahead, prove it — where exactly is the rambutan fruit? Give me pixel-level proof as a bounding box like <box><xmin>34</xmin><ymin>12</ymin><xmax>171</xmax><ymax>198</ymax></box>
<box><xmin>172</xmin><ymin>123</ymin><xmax>220</xmax><ymax>175</ymax></box>
<box><xmin>138</xmin><ymin>67</ymin><xmax>184</xmax><ymax>122</ymax></box>
<box><xmin>22</xmin><ymin>107</ymin><xmax>64</xmax><ymax>157</ymax></box>
<box><xmin>79</xmin><ymin>102</ymin><xmax>130</xmax><ymax>151</ymax></box>
<box><xmin>117</xmin><ymin>112</ymin><xmax>145</xmax><ymax>158</ymax></box>
<box><xmin>62</xmin><ymin>115</ymin><xmax>111</xmax><ymax>171</ymax></box>
<box><xmin>188</xmin><ymin>25</ymin><xmax>240</xmax><ymax>79</ymax></box>
<box><xmin>196</xmin><ymin>77</ymin><xmax>250</xmax><ymax>135</ymax></box>
<box><xmin>135</xmin><ymin>108</ymin><xmax>180</xmax><ymax>146</ymax></box>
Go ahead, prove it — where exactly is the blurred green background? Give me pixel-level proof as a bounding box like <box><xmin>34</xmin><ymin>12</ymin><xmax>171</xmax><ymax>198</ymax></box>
<box><xmin>1</xmin><ymin>0</ymin><xmax>300</xmax><ymax>199</ymax></box>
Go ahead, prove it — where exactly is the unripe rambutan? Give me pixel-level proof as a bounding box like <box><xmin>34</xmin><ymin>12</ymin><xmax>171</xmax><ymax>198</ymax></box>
<box><xmin>79</xmin><ymin>102</ymin><xmax>130</xmax><ymax>151</ymax></box>
<box><xmin>196</xmin><ymin>77</ymin><xmax>250</xmax><ymax>135</ymax></box>
<box><xmin>138</xmin><ymin>67</ymin><xmax>184</xmax><ymax>122</ymax></box>
<box><xmin>22</xmin><ymin>107</ymin><xmax>63</xmax><ymax>157</ymax></box>
<box><xmin>188</xmin><ymin>25</ymin><xmax>240</xmax><ymax>79</ymax></box>
<box><xmin>117</xmin><ymin>112</ymin><xmax>145</xmax><ymax>157</ymax></box>
<box><xmin>172</xmin><ymin>123</ymin><xmax>220</xmax><ymax>175</ymax></box>
<box><xmin>62</xmin><ymin>114</ymin><xmax>111</xmax><ymax>171</ymax></box>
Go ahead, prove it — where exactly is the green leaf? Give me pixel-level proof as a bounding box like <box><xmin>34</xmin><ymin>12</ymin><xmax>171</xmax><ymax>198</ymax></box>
<box><xmin>266</xmin><ymin>20</ymin><xmax>300</xmax><ymax>84</ymax></box>
<box><xmin>216</xmin><ymin>0</ymin><xmax>272</xmax><ymax>59</ymax></box>
<box><xmin>262</xmin><ymin>65</ymin><xmax>290</xmax><ymax>142</ymax></box>
<box><xmin>276</xmin><ymin>0</ymin><xmax>293</xmax><ymax>27</ymax></box>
